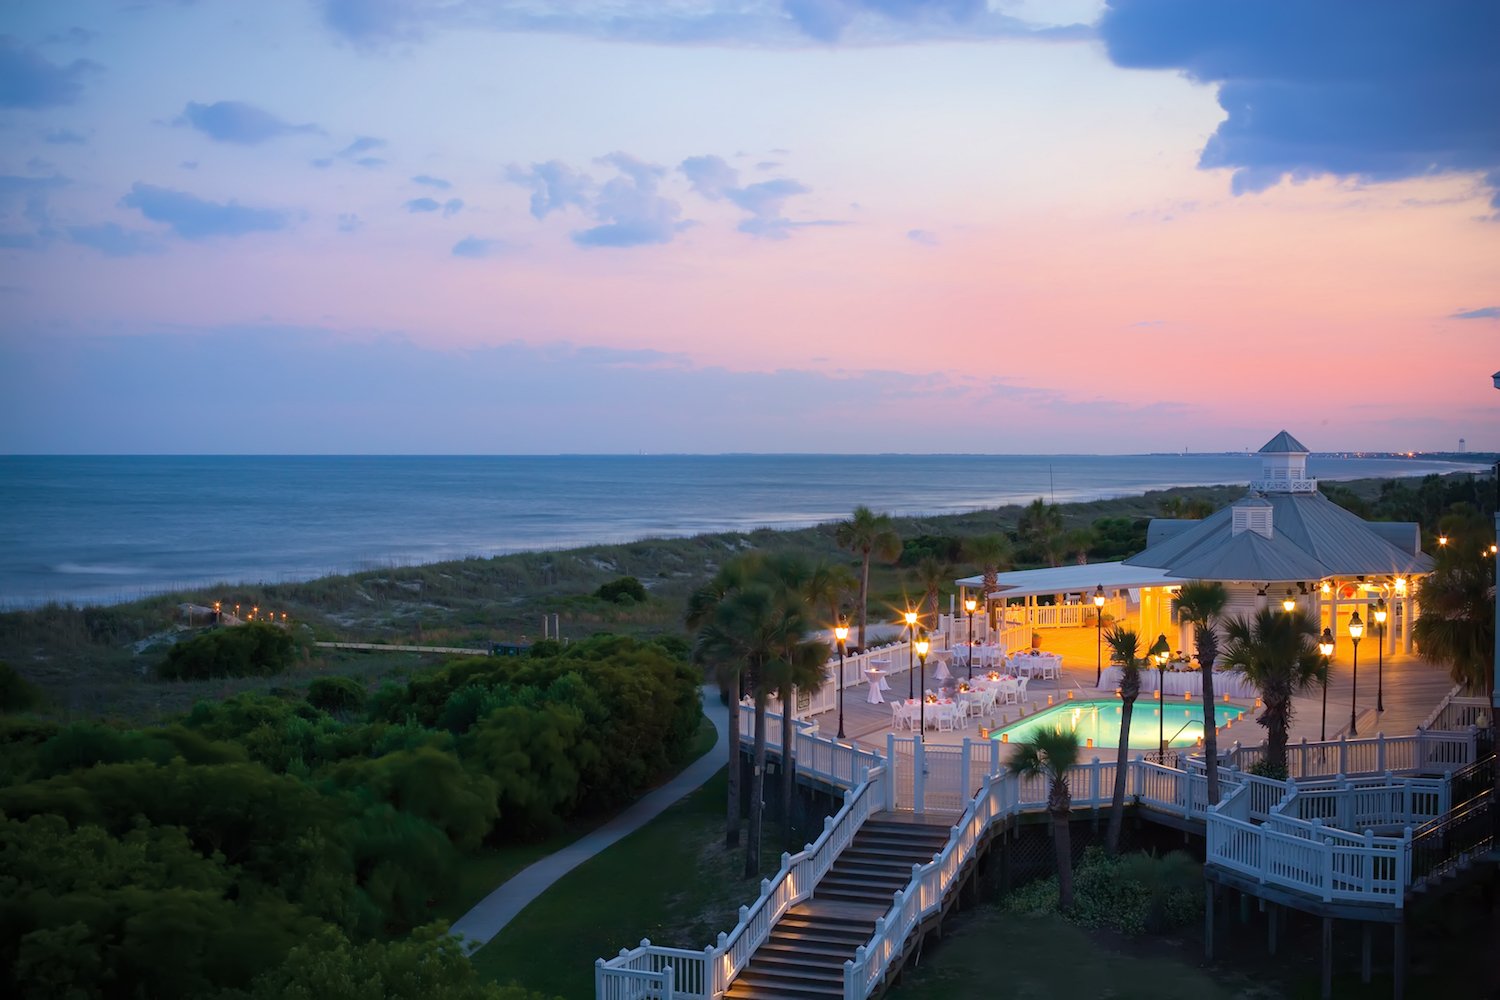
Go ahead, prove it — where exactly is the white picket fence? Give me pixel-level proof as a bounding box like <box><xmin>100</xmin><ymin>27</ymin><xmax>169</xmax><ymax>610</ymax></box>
<box><xmin>598</xmin><ymin>701</ymin><xmax>1485</xmax><ymax>1000</ymax></box>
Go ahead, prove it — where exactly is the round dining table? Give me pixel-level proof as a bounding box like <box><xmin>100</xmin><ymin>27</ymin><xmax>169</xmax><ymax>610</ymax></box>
<box><xmin>865</xmin><ymin>668</ymin><xmax>887</xmax><ymax>704</ymax></box>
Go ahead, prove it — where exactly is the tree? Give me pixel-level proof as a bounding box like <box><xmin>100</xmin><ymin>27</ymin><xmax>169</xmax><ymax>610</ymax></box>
<box><xmin>1010</xmin><ymin>727</ymin><xmax>1081</xmax><ymax>910</ymax></box>
<box><xmin>1171</xmin><ymin>581</ymin><xmax>1228</xmax><ymax>804</ymax></box>
<box><xmin>690</xmin><ymin>554</ymin><xmax>821</xmax><ymax>875</ymax></box>
<box><xmin>962</xmin><ymin>534</ymin><xmax>1013</xmax><ymax>623</ymax></box>
<box><xmin>1019</xmin><ymin>499</ymin><xmax>1065</xmax><ymax>567</ymax></box>
<box><xmin>803</xmin><ymin>561</ymin><xmax>857</xmax><ymax>633</ymax></box>
<box><xmin>688</xmin><ymin>559</ymin><xmax>758</xmax><ymax>850</ymax></box>
<box><xmin>1220</xmin><ymin>608</ymin><xmax>1323</xmax><ymax>777</ymax></box>
<box><xmin>1158</xmin><ymin>496</ymin><xmax>1216</xmax><ymax>519</ymax></box>
<box><xmin>835</xmin><ymin>506</ymin><xmax>901</xmax><ymax>650</ymax></box>
<box><xmin>1062</xmin><ymin>528</ymin><xmax>1094</xmax><ymax>565</ymax></box>
<box><xmin>1103</xmin><ymin>625</ymin><xmax>1141</xmax><ymax>855</ymax></box>
<box><xmin>911</xmin><ymin>557</ymin><xmax>949</xmax><ymax>634</ymax></box>
<box><xmin>1414</xmin><ymin>522</ymin><xmax>1496</xmax><ymax>700</ymax></box>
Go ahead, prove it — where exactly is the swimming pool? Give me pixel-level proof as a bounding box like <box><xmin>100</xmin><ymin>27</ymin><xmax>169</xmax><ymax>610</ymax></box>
<box><xmin>990</xmin><ymin>698</ymin><xmax>1251</xmax><ymax>750</ymax></box>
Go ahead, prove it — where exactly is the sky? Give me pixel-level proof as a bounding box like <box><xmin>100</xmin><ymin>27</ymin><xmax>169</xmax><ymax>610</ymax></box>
<box><xmin>0</xmin><ymin>0</ymin><xmax>1497</xmax><ymax>455</ymax></box>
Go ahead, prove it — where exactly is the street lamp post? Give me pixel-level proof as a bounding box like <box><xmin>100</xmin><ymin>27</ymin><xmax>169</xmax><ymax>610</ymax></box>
<box><xmin>964</xmin><ymin>597</ymin><xmax>977</xmax><ymax>681</ymax></box>
<box><xmin>1348</xmin><ymin>612</ymin><xmax>1364</xmax><ymax>736</ymax></box>
<box><xmin>916</xmin><ymin>636</ymin><xmax>930</xmax><ymax>741</ymax></box>
<box><xmin>1094</xmin><ymin>584</ymin><xmax>1106</xmax><ymax>684</ymax></box>
<box><xmin>1318</xmin><ymin>628</ymin><xmax>1334</xmax><ymax>742</ymax></box>
<box><xmin>1374</xmin><ymin>597</ymin><xmax>1387</xmax><ymax>713</ymax></box>
<box><xmin>835</xmin><ymin>618</ymin><xmax>850</xmax><ymax>740</ymax></box>
<box><xmin>904</xmin><ymin>609</ymin><xmax>919</xmax><ymax>699</ymax></box>
<box><xmin>1150</xmin><ymin>633</ymin><xmax>1170</xmax><ymax>755</ymax></box>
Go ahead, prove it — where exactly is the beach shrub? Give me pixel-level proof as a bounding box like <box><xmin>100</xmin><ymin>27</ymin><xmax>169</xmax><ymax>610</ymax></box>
<box><xmin>1003</xmin><ymin>847</ymin><xmax>1202</xmax><ymax>934</ymax></box>
<box><xmin>158</xmin><ymin>622</ymin><xmax>297</xmax><ymax>680</ymax></box>
<box><xmin>1249</xmin><ymin>758</ymin><xmax>1289</xmax><ymax>781</ymax></box>
<box><xmin>0</xmin><ymin>662</ymin><xmax>42</xmax><ymax>713</ymax></box>
<box><xmin>595</xmin><ymin>576</ymin><xmax>648</xmax><ymax>603</ymax></box>
<box><xmin>307</xmin><ymin>675</ymin><xmax>366</xmax><ymax>715</ymax></box>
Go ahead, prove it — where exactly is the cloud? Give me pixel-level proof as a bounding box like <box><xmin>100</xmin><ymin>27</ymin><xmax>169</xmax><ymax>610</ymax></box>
<box><xmin>0</xmin><ymin>173</ymin><xmax>67</xmax><ymax>246</ymax></box>
<box><xmin>1451</xmin><ymin>306</ymin><xmax>1500</xmax><ymax>320</ymax></box>
<box><xmin>318</xmin><ymin>1</ymin><xmax>1088</xmax><ymax>49</ymax></box>
<box><xmin>178</xmin><ymin>100</ymin><xmax>320</xmax><ymax>144</ymax></box>
<box><xmin>42</xmin><ymin>127</ymin><xmax>87</xmax><ymax>145</ymax></box>
<box><xmin>119</xmin><ymin>183</ymin><xmax>287</xmax><ymax>239</ymax></box>
<box><xmin>678</xmin><ymin>154</ymin><xmax>828</xmax><ymax>238</ymax></box>
<box><xmin>67</xmin><ymin>222</ymin><xmax>160</xmax><ymax>257</ymax></box>
<box><xmin>574</xmin><ymin>153</ymin><xmax>680</xmax><ymax>247</ymax></box>
<box><xmin>412</xmin><ymin>174</ymin><xmax>451</xmax><ymax>189</ymax></box>
<box><xmin>337</xmin><ymin>213</ymin><xmax>363</xmax><ymax>233</ymax></box>
<box><xmin>406</xmin><ymin>196</ymin><xmax>463</xmax><ymax>215</ymax></box>
<box><xmin>906</xmin><ymin>228</ymin><xmax>938</xmax><ymax>245</ymax></box>
<box><xmin>506</xmin><ymin>160</ymin><xmax>594</xmax><ymax>219</ymax></box>
<box><xmin>0</xmin><ymin>37</ymin><xmax>96</xmax><ymax>108</ymax></box>
<box><xmin>1100</xmin><ymin>0</ymin><xmax>1500</xmax><ymax>208</ymax></box>
<box><xmin>339</xmin><ymin>136</ymin><xmax>385</xmax><ymax>157</ymax></box>
<box><xmin>451</xmin><ymin>235</ymin><xmax>508</xmax><ymax>258</ymax></box>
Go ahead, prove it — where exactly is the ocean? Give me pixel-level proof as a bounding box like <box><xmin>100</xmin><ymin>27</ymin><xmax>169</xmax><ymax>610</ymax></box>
<box><xmin>0</xmin><ymin>453</ymin><xmax>1487</xmax><ymax>608</ymax></box>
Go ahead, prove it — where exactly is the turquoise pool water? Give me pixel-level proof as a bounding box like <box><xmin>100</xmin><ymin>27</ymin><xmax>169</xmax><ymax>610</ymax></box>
<box><xmin>991</xmin><ymin>698</ymin><xmax>1250</xmax><ymax>750</ymax></box>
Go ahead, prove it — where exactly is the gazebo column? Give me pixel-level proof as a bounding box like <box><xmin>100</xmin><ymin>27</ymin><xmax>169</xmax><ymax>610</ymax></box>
<box><xmin>1403</xmin><ymin>593</ymin><xmax>1416</xmax><ymax>654</ymax></box>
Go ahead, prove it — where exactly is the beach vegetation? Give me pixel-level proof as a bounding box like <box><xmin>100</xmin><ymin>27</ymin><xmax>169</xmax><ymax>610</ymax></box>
<box><xmin>307</xmin><ymin>673</ymin><xmax>368</xmax><ymax>715</ymax></box>
<box><xmin>1003</xmin><ymin>847</ymin><xmax>1202</xmax><ymax>935</ymax></box>
<box><xmin>0</xmin><ymin>634</ymin><xmax>697</xmax><ymax>1000</ymax></box>
<box><xmin>0</xmin><ymin>661</ymin><xmax>42</xmax><ymax>712</ymax></box>
<box><xmin>1019</xmin><ymin>497</ymin><xmax>1066</xmax><ymax>566</ymax></box>
<box><xmin>961</xmin><ymin>533</ymin><xmax>1013</xmax><ymax>612</ymax></box>
<box><xmin>594</xmin><ymin>575</ymin><xmax>648</xmax><ymax>604</ymax></box>
<box><xmin>157</xmin><ymin>621</ymin><xmax>299</xmax><ymax>680</ymax></box>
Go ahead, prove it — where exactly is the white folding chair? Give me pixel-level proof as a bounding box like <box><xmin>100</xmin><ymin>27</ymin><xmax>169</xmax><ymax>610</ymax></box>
<box><xmin>1016</xmin><ymin>677</ymin><xmax>1030</xmax><ymax>702</ymax></box>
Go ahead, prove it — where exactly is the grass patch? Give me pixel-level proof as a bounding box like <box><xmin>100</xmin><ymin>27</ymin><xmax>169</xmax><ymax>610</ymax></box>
<box><xmin>431</xmin><ymin>717</ymin><xmax>720</xmax><ymax>925</ymax></box>
<box><xmin>889</xmin><ymin>906</ymin><xmax>1269</xmax><ymax>1000</ymax></box>
<box><xmin>470</xmin><ymin>768</ymin><xmax>783</xmax><ymax>999</ymax></box>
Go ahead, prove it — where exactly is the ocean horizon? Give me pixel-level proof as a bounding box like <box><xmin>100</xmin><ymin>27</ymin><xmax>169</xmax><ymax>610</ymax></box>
<box><xmin>1</xmin><ymin>452</ymin><xmax>1489</xmax><ymax>609</ymax></box>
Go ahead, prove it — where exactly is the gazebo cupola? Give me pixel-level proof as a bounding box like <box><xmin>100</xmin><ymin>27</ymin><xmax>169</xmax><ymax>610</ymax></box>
<box><xmin>1250</xmin><ymin>430</ymin><xmax>1316</xmax><ymax>494</ymax></box>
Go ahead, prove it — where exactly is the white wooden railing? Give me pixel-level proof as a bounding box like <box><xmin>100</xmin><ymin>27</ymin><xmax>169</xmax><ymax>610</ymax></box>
<box><xmin>1421</xmin><ymin>686</ymin><xmax>1491</xmax><ymax>732</ymax></box>
<box><xmin>595</xmin><ymin>761</ymin><xmax>889</xmax><ymax>1000</ymax></box>
<box><xmin>1215</xmin><ymin>728</ymin><xmax>1482</xmax><ymax>779</ymax></box>
<box><xmin>600</xmin><ymin>695</ymin><xmax>1485</xmax><ymax>999</ymax></box>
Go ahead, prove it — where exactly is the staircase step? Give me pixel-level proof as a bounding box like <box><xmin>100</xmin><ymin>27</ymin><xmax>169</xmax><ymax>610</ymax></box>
<box><xmin>725</xmin><ymin>980</ymin><xmax>842</xmax><ymax>1000</ymax></box>
<box><xmin>743</xmin><ymin>959</ymin><xmax>845</xmax><ymax>983</ymax></box>
<box><xmin>757</xmin><ymin>941</ymin><xmax>862</xmax><ymax>964</ymax></box>
<box><xmin>769</xmin><ymin>923</ymin><xmax>873</xmax><ymax>944</ymax></box>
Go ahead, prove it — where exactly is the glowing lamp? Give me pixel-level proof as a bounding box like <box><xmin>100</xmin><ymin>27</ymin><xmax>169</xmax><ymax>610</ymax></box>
<box><xmin>1320</xmin><ymin>581</ymin><xmax>1331</xmax><ymax>596</ymax></box>
<box><xmin>1282</xmin><ymin>590</ymin><xmax>1296</xmax><ymax>613</ymax></box>
<box><xmin>903</xmin><ymin>610</ymin><xmax>918</xmax><ymax>628</ymax></box>
<box><xmin>1184</xmin><ymin>691</ymin><xmax>1191</xmax><ymax>701</ymax></box>
<box><xmin>1067</xmin><ymin>690</ymin><xmax>1075</xmax><ymax>700</ymax></box>
<box><xmin>1000</xmin><ymin>732</ymin><xmax>1009</xmax><ymax>743</ymax></box>
<box><xmin>1047</xmin><ymin>694</ymin><xmax>1054</xmax><ymax>706</ymax></box>
<box><xmin>964</xmin><ymin>597</ymin><xmax>977</xmax><ymax>614</ymax></box>
<box><xmin>1374</xmin><ymin>599</ymin><xmax>1387</xmax><ymax>626</ymax></box>
<box><xmin>915</xmin><ymin>638</ymin><xmax>930</xmax><ymax>658</ymax></box>
<box><xmin>1348</xmin><ymin>612</ymin><xmax>1364</xmax><ymax>641</ymax></box>
<box><xmin>1438</xmin><ymin>534</ymin><xmax>1448</xmax><ymax>547</ymax></box>
<box><xmin>1394</xmin><ymin>577</ymin><xmax>1407</xmax><ymax>595</ymax></box>
<box><xmin>1318</xmin><ymin>629</ymin><xmax>1334</xmax><ymax>658</ymax></box>
<box><xmin>1093</xmin><ymin>585</ymin><xmax>1105</xmax><ymax>608</ymax></box>
<box><xmin>1086</xmin><ymin>738</ymin><xmax>1094</xmax><ymax>748</ymax></box>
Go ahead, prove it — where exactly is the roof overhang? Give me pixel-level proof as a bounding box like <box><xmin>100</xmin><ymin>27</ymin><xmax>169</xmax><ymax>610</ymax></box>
<box><xmin>955</xmin><ymin>561</ymin><xmax>1182</xmax><ymax>600</ymax></box>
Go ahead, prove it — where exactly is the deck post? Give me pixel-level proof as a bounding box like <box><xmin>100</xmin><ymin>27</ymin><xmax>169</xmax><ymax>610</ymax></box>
<box><xmin>1267</xmin><ymin>902</ymin><xmax>1278</xmax><ymax>956</ymax></box>
<box><xmin>1321</xmin><ymin>917</ymin><xmax>1334</xmax><ymax>1000</ymax></box>
<box><xmin>1360</xmin><ymin>922</ymin><xmax>1372</xmax><ymax>984</ymax></box>
<box><xmin>1204</xmin><ymin>881</ymin><xmax>1216</xmax><ymax>960</ymax></box>
<box><xmin>1239</xmin><ymin>890</ymin><xmax>1250</xmax><ymax>924</ymax></box>
<box><xmin>1393</xmin><ymin>919</ymin><xmax>1407</xmax><ymax>1000</ymax></box>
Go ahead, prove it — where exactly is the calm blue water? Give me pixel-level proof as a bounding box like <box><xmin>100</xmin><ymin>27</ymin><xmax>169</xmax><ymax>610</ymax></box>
<box><xmin>0</xmin><ymin>453</ymin><xmax>1485</xmax><ymax>608</ymax></box>
<box><xmin>994</xmin><ymin>698</ymin><xmax>1250</xmax><ymax>749</ymax></box>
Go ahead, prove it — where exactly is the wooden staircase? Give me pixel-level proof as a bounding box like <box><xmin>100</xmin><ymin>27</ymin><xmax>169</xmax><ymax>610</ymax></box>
<box><xmin>724</xmin><ymin>814</ymin><xmax>953</xmax><ymax>1000</ymax></box>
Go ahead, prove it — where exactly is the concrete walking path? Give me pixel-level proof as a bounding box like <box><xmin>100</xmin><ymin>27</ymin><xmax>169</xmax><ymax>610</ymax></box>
<box><xmin>451</xmin><ymin>684</ymin><xmax>729</xmax><ymax>952</ymax></box>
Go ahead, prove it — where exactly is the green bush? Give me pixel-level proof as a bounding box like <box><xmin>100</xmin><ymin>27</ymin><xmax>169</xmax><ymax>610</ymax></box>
<box><xmin>1249</xmin><ymin>758</ymin><xmax>1289</xmax><ymax>781</ymax></box>
<box><xmin>1003</xmin><ymin>847</ymin><xmax>1203</xmax><ymax>934</ymax></box>
<box><xmin>0</xmin><ymin>662</ymin><xmax>42</xmax><ymax>713</ymax></box>
<box><xmin>159</xmin><ymin>622</ymin><xmax>297</xmax><ymax>681</ymax></box>
<box><xmin>594</xmin><ymin>576</ymin><xmax>648</xmax><ymax>604</ymax></box>
<box><xmin>307</xmin><ymin>676</ymin><xmax>367</xmax><ymax>715</ymax></box>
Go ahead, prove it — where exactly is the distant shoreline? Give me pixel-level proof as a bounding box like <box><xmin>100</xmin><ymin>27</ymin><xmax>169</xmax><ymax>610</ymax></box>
<box><xmin>1</xmin><ymin>456</ymin><xmax>1491</xmax><ymax>611</ymax></box>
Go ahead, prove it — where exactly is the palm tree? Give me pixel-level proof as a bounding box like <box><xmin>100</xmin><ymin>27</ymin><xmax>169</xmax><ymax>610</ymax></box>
<box><xmin>1011</xmin><ymin>727</ymin><xmax>1082</xmax><ymax>910</ymax></box>
<box><xmin>1220</xmin><ymin>608</ymin><xmax>1322</xmax><ymax>777</ymax></box>
<box><xmin>835</xmin><ymin>506</ymin><xmax>902</xmax><ymax>649</ymax></box>
<box><xmin>1103</xmin><ymin>625</ymin><xmax>1141</xmax><ymax>856</ymax></box>
<box><xmin>1413</xmin><ymin>548</ymin><xmax>1496</xmax><ymax>700</ymax></box>
<box><xmin>1063</xmin><ymin>527</ymin><xmax>1094</xmax><ymax>565</ymax></box>
<box><xmin>1171</xmin><ymin>581</ymin><xmax>1228</xmax><ymax>804</ymax></box>
<box><xmin>766</xmin><ymin>614</ymin><xmax>830</xmax><ymax>852</ymax></box>
<box><xmin>962</xmin><ymin>534</ymin><xmax>1013</xmax><ymax>625</ymax></box>
<box><xmin>1019</xmin><ymin>498</ymin><xmax>1065</xmax><ymax>567</ymax></box>
<box><xmin>687</xmin><ymin>561</ymin><xmax>756</xmax><ymax>850</ymax></box>
<box><xmin>804</xmin><ymin>560</ymin><xmax>857</xmax><ymax>623</ymax></box>
<box><xmin>912</xmin><ymin>556</ymin><xmax>949</xmax><ymax>634</ymax></box>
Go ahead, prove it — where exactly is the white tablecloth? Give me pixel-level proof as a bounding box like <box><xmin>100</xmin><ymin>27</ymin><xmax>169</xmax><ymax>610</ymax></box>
<box><xmin>865</xmin><ymin>669</ymin><xmax>887</xmax><ymax>704</ymax></box>
<box><xmin>1013</xmin><ymin>652</ymin><xmax>1061</xmax><ymax>679</ymax></box>
<box><xmin>1096</xmin><ymin>667</ymin><xmax>1257</xmax><ymax>700</ymax></box>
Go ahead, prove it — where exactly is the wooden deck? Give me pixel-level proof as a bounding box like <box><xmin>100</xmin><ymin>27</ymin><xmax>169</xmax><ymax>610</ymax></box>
<box><xmin>815</xmin><ymin>625</ymin><xmax>1460</xmax><ymax>754</ymax></box>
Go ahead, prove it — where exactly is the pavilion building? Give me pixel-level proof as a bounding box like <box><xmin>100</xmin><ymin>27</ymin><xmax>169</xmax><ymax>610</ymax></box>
<box><xmin>955</xmin><ymin>431</ymin><xmax>1434</xmax><ymax>658</ymax></box>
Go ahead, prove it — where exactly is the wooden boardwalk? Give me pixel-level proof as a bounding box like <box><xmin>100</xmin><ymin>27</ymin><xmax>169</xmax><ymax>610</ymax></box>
<box><xmin>816</xmin><ymin>626</ymin><xmax>1460</xmax><ymax>754</ymax></box>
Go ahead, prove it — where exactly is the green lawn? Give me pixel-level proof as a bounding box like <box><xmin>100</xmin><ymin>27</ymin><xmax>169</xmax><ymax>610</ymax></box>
<box><xmin>471</xmin><ymin>767</ymin><xmax>785</xmax><ymax>999</ymax></box>
<box><xmin>888</xmin><ymin>907</ymin><xmax>1272</xmax><ymax>1000</ymax></box>
<box><xmin>432</xmin><ymin>716</ymin><xmax>720</xmax><ymax>926</ymax></box>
